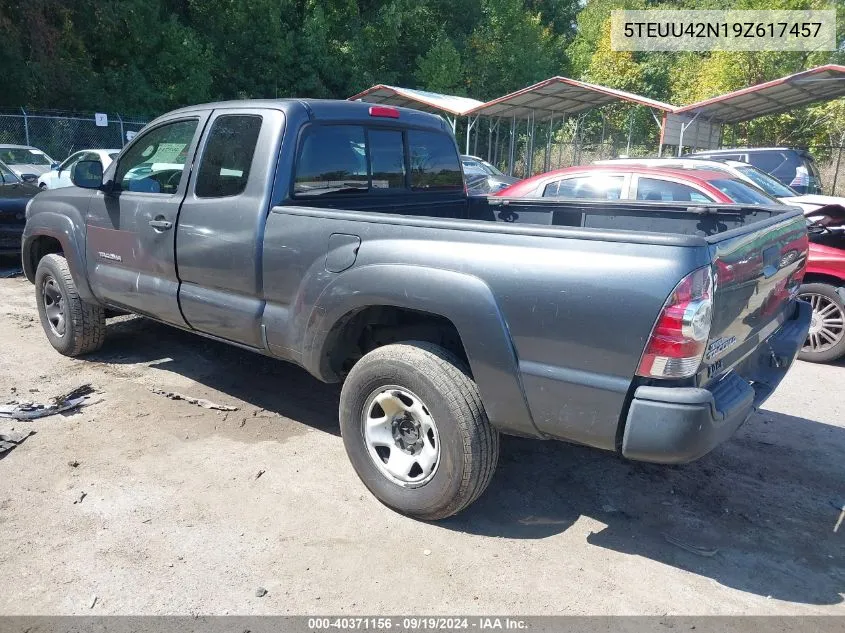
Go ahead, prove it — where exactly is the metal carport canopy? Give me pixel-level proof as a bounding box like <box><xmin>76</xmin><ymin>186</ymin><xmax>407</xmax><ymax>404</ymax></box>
<box><xmin>464</xmin><ymin>76</ymin><xmax>676</xmax><ymax>119</ymax></box>
<box><xmin>672</xmin><ymin>64</ymin><xmax>845</xmax><ymax>123</ymax></box>
<box><xmin>347</xmin><ymin>84</ymin><xmax>484</xmax><ymax>116</ymax></box>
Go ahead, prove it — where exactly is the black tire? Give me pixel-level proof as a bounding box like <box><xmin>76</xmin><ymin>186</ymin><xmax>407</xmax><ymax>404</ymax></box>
<box><xmin>339</xmin><ymin>341</ymin><xmax>499</xmax><ymax>520</ymax></box>
<box><xmin>34</xmin><ymin>253</ymin><xmax>106</xmax><ymax>356</ymax></box>
<box><xmin>797</xmin><ymin>283</ymin><xmax>845</xmax><ymax>363</ymax></box>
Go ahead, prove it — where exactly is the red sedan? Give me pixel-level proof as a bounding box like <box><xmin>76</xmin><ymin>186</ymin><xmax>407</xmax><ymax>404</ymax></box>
<box><xmin>494</xmin><ymin>164</ymin><xmax>778</xmax><ymax>205</ymax></box>
<box><xmin>497</xmin><ymin>165</ymin><xmax>845</xmax><ymax>362</ymax></box>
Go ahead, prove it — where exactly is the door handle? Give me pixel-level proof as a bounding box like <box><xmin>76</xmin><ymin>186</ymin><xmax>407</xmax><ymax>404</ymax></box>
<box><xmin>149</xmin><ymin>218</ymin><xmax>173</xmax><ymax>230</ymax></box>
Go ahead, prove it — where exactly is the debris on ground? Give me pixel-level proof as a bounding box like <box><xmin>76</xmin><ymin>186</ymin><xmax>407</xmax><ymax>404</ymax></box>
<box><xmin>90</xmin><ymin>595</ymin><xmax>97</xmax><ymax>609</ymax></box>
<box><xmin>150</xmin><ymin>388</ymin><xmax>238</xmax><ymax>411</ymax></box>
<box><xmin>255</xmin><ymin>469</ymin><xmax>266</xmax><ymax>480</ymax></box>
<box><xmin>0</xmin><ymin>268</ymin><xmax>23</xmax><ymax>279</ymax></box>
<box><xmin>68</xmin><ymin>459</ymin><xmax>80</xmax><ymax>468</ymax></box>
<box><xmin>834</xmin><ymin>504</ymin><xmax>844</xmax><ymax>533</ymax></box>
<box><xmin>0</xmin><ymin>384</ymin><xmax>96</xmax><ymax>420</ymax></box>
<box><xmin>255</xmin><ymin>587</ymin><xmax>268</xmax><ymax>597</ymax></box>
<box><xmin>0</xmin><ymin>429</ymin><xmax>35</xmax><ymax>456</ymax></box>
<box><xmin>663</xmin><ymin>533</ymin><xmax>720</xmax><ymax>557</ymax></box>
<box><xmin>73</xmin><ymin>491</ymin><xmax>87</xmax><ymax>505</ymax></box>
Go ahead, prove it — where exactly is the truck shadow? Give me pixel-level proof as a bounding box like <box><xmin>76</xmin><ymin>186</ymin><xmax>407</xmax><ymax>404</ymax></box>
<box><xmin>92</xmin><ymin>316</ymin><xmax>843</xmax><ymax>606</ymax></box>
<box><xmin>89</xmin><ymin>315</ymin><xmax>342</xmax><ymax>436</ymax></box>
<box><xmin>444</xmin><ymin>414</ymin><xmax>845</xmax><ymax>606</ymax></box>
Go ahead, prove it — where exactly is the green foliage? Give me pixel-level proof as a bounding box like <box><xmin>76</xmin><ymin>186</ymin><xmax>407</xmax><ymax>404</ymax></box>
<box><xmin>0</xmin><ymin>0</ymin><xmax>842</xmax><ymax>154</ymax></box>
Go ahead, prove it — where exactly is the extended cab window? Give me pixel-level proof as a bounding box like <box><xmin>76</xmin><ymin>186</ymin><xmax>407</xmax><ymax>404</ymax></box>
<box><xmin>294</xmin><ymin>126</ymin><xmax>368</xmax><ymax>196</ymax></box>
<box><xmin>196</xmin><ymin>115</ymin><xmax>262</xmax><ymax>198</ymax></box>
<box><xmin>408</xmin><ymin>130</ymin><xmax>462</xmax><ymax>190</ymax></box>
<box><xmin>114</xmin><ymin>119</ymin><xmax>198</xmax><ymax>194</ymax></box>
<box><xmin>369</xmin><ymin>129</ymin><xmax>405</xmax><ymax>189</ymax></box>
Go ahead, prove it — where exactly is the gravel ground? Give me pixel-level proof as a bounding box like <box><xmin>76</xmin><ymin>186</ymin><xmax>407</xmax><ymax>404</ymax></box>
<box><xmin>0</xmin><ymin>268</ymin><xmax>842</xmax><ymax>615</ymax></box>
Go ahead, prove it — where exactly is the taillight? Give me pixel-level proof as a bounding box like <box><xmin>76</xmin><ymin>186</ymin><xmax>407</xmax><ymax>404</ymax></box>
<box><xmin>637</xmin><ymin>266</ymin><xmax>713</xmax><ymax>379</ymax></box>
<box><xmin>369</xmin><ymin>106</ymin><xmax>400</xmax><ymax>119</ymax></box>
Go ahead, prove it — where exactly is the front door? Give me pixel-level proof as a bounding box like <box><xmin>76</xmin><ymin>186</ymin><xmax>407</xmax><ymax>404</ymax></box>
<box><xmin>85</xmin><ymin>115</ymin><xmax>207</xmax><ymax>324</ymax></box>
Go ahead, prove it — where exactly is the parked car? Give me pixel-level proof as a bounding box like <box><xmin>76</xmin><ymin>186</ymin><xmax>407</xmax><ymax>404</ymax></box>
<box><xmin>500</xmin><ymin>164</ymin><xmax>845</xmax><ymax>363</ymax></box>
<box><xmin>687</xmin><ymin>147</ymin><xmax>822</xmax><ymax>195</ymax></box>
<box><xmin>0</xmin><ymin>144</ymin><xmax>57</xmax><ymax>183</ymax></box>
<box><xmin>0</xmin><ymin>160</ymin><xmax>40</xmax><ymax>255</ymax></box>
<box><xmin>23</xmin><ymin>100</ymin><xmax>810</xmax><ymax>519</ymax></box>
<box><xmin>461</xmin><ymin>155</ymin><xmax>518</xmax><ymax>194</ymax></box>
<box><xmin>495</xmin><ymin>164</ymin><xmax>782</xmax><ymax>205</ymax></box>
<box><xmin>597</xmin><ymin>157</ymin><xmax>845</xmax><ymax>214</ymax></box>
<box><xmin>38</xmin><ymin>149</ymin><xmax>120</xmax><ymax>190</ymax></box>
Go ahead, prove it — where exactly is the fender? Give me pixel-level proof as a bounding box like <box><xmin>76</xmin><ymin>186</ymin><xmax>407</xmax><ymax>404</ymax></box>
<box><xmin>22</xmin><ymin>211</ymin><xmax>97</xmax><ymax>304</ymax></box>
<box><xmin>303</xmin><ymin>264</ymin><xmax>542</xmax><ymax>438</ymax></box>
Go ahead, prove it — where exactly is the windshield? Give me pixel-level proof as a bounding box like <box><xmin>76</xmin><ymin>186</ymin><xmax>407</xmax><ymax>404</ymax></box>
<box><xmin>0</xmin><ymin>147</ymin><xmax>53</xmax><ymax>165</ymax></box>
<box><xmin>736</xmin><ymin>165</ymin><xmax>797</xmax><ymax>197</ymax></box>
<box><xmin>710</xmin><ymin>178</ymin><xmax>782</xmax><ymax>205</ymax></box>
<box><xmin>477</xmin><ymin>159</ymin><xmax>504</xmax><ymax>177</ymax></box>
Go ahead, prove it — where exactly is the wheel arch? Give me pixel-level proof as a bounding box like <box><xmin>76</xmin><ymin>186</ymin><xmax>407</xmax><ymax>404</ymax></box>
<box><xmin>22</xmin><ymin>212</ymin><xmax>96</xmax><ymax>303</ymax></box>
<box><xmin>304</xmin><ymin>264</ymin><xmax>541</xmax><ymax>438</ymax></box>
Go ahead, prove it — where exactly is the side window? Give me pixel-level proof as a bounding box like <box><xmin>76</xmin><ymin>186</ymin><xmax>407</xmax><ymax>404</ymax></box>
<box><xmin>59</xmin><ymin>152</ymin><xmax>82</xmax><ymax>173</ymax></box>
<box><xmin>408</xmin><ymin>130</ymin><xmax>462</xmax><ymax>190</ymax></box>
<box><xmin>462</xmin><ymin>159</ymin><xmax>485</xmax><ymax>176</ymax></box>
<box><xmin>368</xmin><ymin>129</ymin><xmax>405</xmax><ymax>189</ymax></box>
<box><xmin>115</xmin><ymin>119</ymin><xmax>198</xmax><ymax>194</ymax></box>
<box><xmin>196</xmin><ymin>115</ymin><xmax>262</xmax><ymax>198</ymax></box>
<box><xmin>0</xmin><ymin>162</ymin><xmax>17</xmax><ymax>183</ymax></box>
<box><xmin>542</xmin><ymin>180</ymin><xmax>560</xmax><ymax>197</ymax></box>
<box><xmin>544</xmin><ymin>174</ymin><xmax>623</xmax><ymax>200</ymax></box>
<box><xmin>294</xmin><ymin>125</ymin><xmax>368</xmax><ymax>195</ymax></box>
<box><xmin>636</xmin><ymin>177</ymin><xmax>714</xmax><ymax>202</ymax></box>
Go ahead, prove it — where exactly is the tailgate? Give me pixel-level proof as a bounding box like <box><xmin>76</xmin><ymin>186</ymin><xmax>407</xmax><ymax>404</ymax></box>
<box><xmin>701</xmin><ymin>210</ymin><xmax>808</xmax><ymax>383</ymax></box>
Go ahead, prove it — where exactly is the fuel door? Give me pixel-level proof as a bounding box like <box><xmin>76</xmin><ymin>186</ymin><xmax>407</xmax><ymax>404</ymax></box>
<box><xmin>325</xmin><ymin>233</ymin><xmax>361</xmax><ymax>273</ymax></box>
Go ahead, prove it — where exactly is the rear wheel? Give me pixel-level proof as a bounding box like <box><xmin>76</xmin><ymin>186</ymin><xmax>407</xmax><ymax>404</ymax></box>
<box><xmin>339</xmin><ymin>341</ymin><xmax>499</xmax><ymax>520</ymax></box>
<box><xmin>35</xmin><ymin>254</ymin><xmax>106</xmax><ymax>356</ymax></box>
<box><xmin>797</xmin><ymin>283</ymin><xmax>845</xmax><ymax>363</ymax></box>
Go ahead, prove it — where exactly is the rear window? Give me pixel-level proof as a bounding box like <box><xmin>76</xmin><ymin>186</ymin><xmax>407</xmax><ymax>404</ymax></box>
<box><xmin>293</xmin><ymin>125</ymin><xmax>461</xmax><ymax>196</ymax></box>
<box><xmin>710</xmin><ymin>179</ymin><xmax>780</xmax><ymax>205</ymax></box>
<box><xmin>748</xmin><ymin>152</ymin><xmax>788</xmax><ymax>173</ymax></box>
<box><xmin>408</xmin><ymin>130</ymin><xmax>462</xmax><ymax>190</ymax></box>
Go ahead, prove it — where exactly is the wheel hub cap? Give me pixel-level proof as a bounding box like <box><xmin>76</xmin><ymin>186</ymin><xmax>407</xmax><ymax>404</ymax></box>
<box><xmin>362</xmin><ymin>387</ymin><xmax>440</xmax><ymax>487</ymax></box>
<box><xmin>42</xmin><ymin>276</ymin><xmax>66</xmax><ymax>337</ymax></box>
<box><xmin>799</xmin><ymin>291</ymin><xmax>845</xmax><ymax>353</ymax></box>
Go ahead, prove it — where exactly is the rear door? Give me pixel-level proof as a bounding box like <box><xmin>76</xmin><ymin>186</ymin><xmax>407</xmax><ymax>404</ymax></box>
<box><xmin>85</xmin><ymin>114</ymin><xmax>208</xmax><ymax>324</ymax></box>
<box><xmin>175</xmin><ymin>108</ymin><xmax>282</xmax><ymax>348</ymax></box>
<box><xmin>701</xmin><ymin>210</ymin><xmax>808</xmax><ymax>384</ymax></box>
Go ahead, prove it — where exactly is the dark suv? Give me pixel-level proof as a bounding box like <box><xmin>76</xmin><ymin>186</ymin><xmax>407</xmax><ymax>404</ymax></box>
<box><xmin>688</xmin><ymin>147</ymin><xmax>822</xmax><ymax>195</ymax></box>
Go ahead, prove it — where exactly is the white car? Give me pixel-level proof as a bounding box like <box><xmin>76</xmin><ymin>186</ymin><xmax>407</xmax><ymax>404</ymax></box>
<box><xmin>596</xmin><ymin>157</ymin><xmax>845</xmax><ymax>214</ymax></box>
<box><xmin>38</xmin><ymin>149</ymin><xmax>120</xmax><ymax>190</ymax></box>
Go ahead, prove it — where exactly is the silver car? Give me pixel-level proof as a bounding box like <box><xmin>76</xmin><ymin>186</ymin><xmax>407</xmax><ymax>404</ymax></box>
<box><xmin>0</xmin><ymin>144</ymin><xmax>57</xmax><ymax>182</ymax></box>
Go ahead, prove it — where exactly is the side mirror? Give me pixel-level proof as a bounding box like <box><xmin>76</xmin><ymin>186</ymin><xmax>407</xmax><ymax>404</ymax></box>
<box><xmin>71</xmin><ymin>160</ymin><xmax>104</xmax><ymax>189</ymax></box>
<box><xmin>51</xmin><ymin>162</ymin><xmax>60</xmax><ymax>170</ymax></box>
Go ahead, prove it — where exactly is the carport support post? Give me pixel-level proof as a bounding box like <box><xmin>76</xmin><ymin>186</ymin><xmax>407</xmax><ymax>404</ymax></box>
<box><xmin>526</xmin><ymin>111</ymin><xmax>535</xmax><ymax>177</ymax></box>
<box><xmin>487</xmin><ymin>119</ymin><xmax>493</xmax><ymax>162</ymax></box>
<box><xmin>544</xmin><ymin>114</ymin><xmax>554</xmax><ymax>172</ymax></box>
<box><xmin>832</xmin><ymin>143</ymin><xmax>843</xmax><ymax>194</ymax></box>
<box><xmin>493</xmin><ymin>118</ymin><xmax>501</xmax><ymax>167</ymax></box>
<box><xmin>507</xmin><ymin>116</ymin><xmax>516</xmax><ymax>177</ymax></box>
<box><xmin>626</xmin><ymin>109</ymin><xmax>634</xmax><ymax>156</ymax></box>
<box><xmin>20</xmin><ymin>108</ymin><xmax>29</xmax><ymax>146</ymax></box>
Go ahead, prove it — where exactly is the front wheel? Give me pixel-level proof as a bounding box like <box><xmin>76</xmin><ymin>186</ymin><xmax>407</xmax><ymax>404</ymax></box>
<box><xmin>339</xmin><ymin>342</ymin><xmax>499</xmax><ymax>520</ymax></box>
<box><xmin>797</xmin><ymin>283</ymin><xmax>845</xmax><ymax>363</ymax></box>
<box><xmin>34</xmin><ymin>254</ymin><xmax>106</xmax><ymax>356</ymax></box>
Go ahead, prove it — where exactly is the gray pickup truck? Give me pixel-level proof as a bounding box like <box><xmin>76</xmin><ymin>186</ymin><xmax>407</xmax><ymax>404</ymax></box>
<box><xmin>21</xmin><ymin>100</ymin><xmax>811</xmax><ymax>520</ymax></box>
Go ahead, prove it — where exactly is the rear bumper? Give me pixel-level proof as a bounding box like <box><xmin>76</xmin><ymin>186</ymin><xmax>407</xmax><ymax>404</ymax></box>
<box><xmin>622</xmin><ymin>299</ymin><xmax>812</xmax><ymax>464</ymax></box>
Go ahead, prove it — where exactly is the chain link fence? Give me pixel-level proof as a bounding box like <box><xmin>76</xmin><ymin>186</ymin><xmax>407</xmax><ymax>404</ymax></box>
<box><xmin>0</xmin><ymin>109</ymin><xmax>150</xmax><ymax>163</ymax></box>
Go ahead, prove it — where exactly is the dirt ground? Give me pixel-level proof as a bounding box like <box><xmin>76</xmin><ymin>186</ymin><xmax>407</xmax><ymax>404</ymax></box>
<box><xmin>0</xmin><ymin>264</ymin><xmax>842</xmax><ymax>616</ymax></box>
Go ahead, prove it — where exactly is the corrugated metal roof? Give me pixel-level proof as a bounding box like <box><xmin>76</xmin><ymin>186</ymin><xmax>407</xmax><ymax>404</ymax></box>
<box><xmin>674</xmin><ymin>64</ymin><xmax>845</xmax><ymax>123</ymax></box>
<box><xmin>465</xmin><ymin>76</ymin><xmax>676</xmax><ymax>119</ymax></box>
<box><xmin>347</xmin><ymin>85</ymin><xmax>484</xmax><ymax>116</ymax></box>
